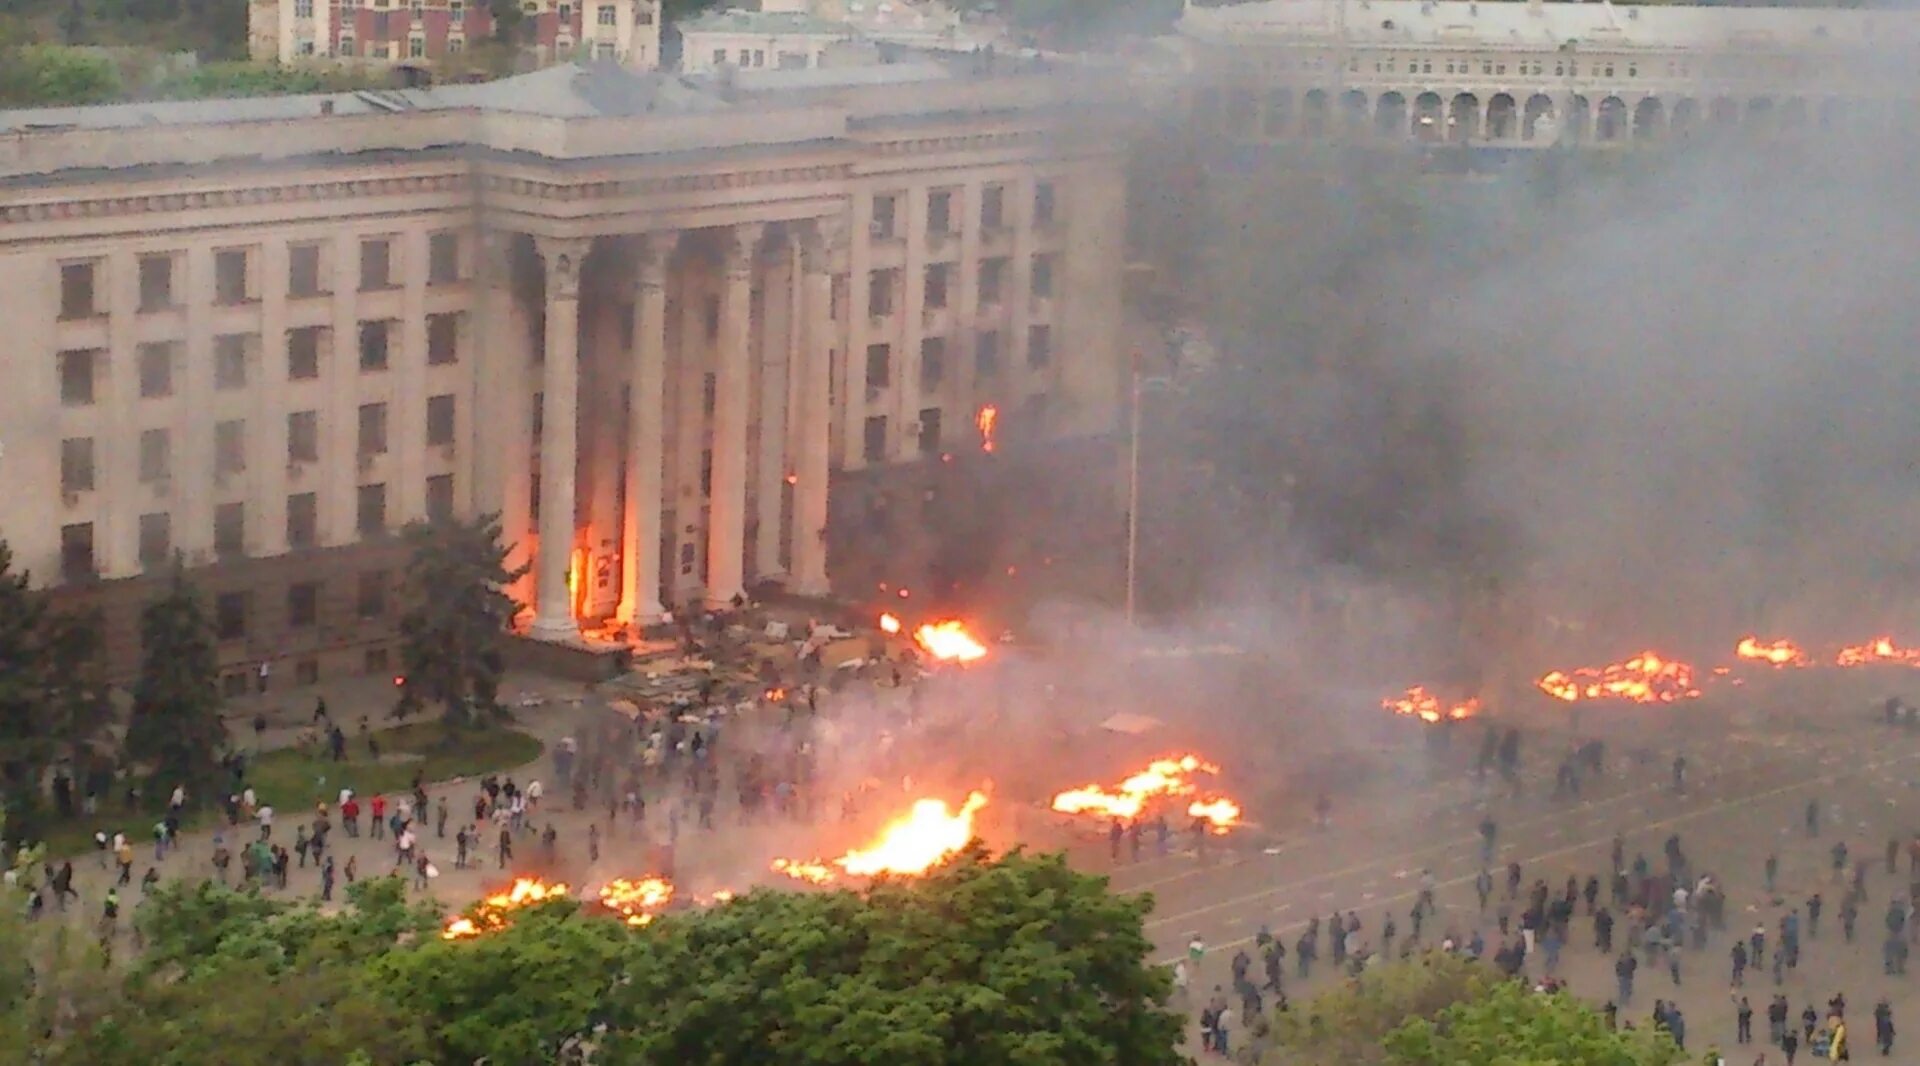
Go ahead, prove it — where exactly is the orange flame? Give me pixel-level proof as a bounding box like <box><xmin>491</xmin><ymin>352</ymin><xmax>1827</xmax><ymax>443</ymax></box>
<box><xmin>879</xmin><ymin>612</ymin><xmax>903</xmax><ymax>635</ymax></box>
<box><xmin>771</xmin><ymin>858</ymin><xmax>837</xmax><ymax>885</ymax></box>
<box><xmin>1735</xmin><ymin>637</ymin><xmax>1810</xmax><ymax>668</ymax></box>
<box><xmin>1835</xmin><ymin>637</ymin><xmax>1920</xmax><ymax>668</ymax></box>
<box><xmin>975</xmin><ymin>405</ymin><xmax>998</xmax><ymax>454</ymax></box>
<box><xmin>913</xmin><ymin>620</ymin><xmax>988</xmax><ymax>663</ymax></box>
<box><xmin>597</xmin><ymin>876</ymin><xmax>675</xmax><ymax>927</ymax></box>
<box><xmin>1051</xmin><ymin>755</ymin><xmax>1231</xmax><ymax>823</ymax></box>
<box><xmin>1187</xmin><ymin>797</ymin><xmax>1243</xmax><ymax>833</ymax></box>
<box><xmin>441</xmin><ymin>877</ymin><xmax>571</xmax><ymax>939</ymax></box>
<box><xmin>1536</xmin><ymin>651</ymin><xmax>1701</xmax><ymax>704</ymax></box>
<box><xmin>1381</xmin><ymin>685</ymin><xmax>1480</xmax><ymax>723</ymax></box>
<box><xmin>837</xmin><ymin>791</ymin><xmax>988</xmax><ymax>876</ymax></box>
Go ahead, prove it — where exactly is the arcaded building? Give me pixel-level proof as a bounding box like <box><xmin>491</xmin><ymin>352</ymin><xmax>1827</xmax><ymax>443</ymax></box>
<box><xmin>0</xmin><ymin>60</ymin><xmax>1129</xmax><ymax>683</ymax></box>
<box><xmin>1176</xmin><ymin>0</ymin><xmax>1920</xmax><ymax>146</ymax></box>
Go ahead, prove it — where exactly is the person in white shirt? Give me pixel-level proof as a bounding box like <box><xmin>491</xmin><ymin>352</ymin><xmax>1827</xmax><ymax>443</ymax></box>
<box><xmin>527</xmin><ymin>780</ymin><xmax>543</xmax><ymax>808</ymax></box>
<box><xmin>257</xmin><ymin>805</ymin><xmax>274</xmax><ymax>837</ymax></box>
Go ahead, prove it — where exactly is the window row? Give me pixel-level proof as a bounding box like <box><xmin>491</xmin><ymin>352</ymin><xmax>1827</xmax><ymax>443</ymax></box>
<box><xmin>58</xmin><ymin>395</ymin><xmax>459</xmax><ymax>499</ymax></box>
<box><xmin>863</xmin><ymin>255</ymin><xmax>1054</xmax><ymax>318</ymax></box>
<box><xmin>857</xmin><ymin>396</ymin><xmax>1050</xmax><ymax>463</ymax></box>
<box><xmin>868</xmin><ymin>181</ymin><xmax>1057</xmax><ymax>243</ymax></box>
<box><xmin>57</xmin><ymin>233</ymin><xmax>464</xmax><ymax>321</ymax></box>
<box><xmin>860</xmin><ymin>325</ymin><xmax>1052</xmax><ymax>391</ymax></box>
<box><xmin>55</xmin><ymin>313</ymin><xmax>464</xmax><ymax>405</ymax></box>
<box><xmin>55</xmin><ymin>476</ymin><xmax>455</xmax><ymax>584</ymax></box>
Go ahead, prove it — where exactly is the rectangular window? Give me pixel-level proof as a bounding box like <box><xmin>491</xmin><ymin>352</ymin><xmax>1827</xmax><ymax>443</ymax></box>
<box><xmin>139</xmin><ymin>428</ymin><xmax>171</xmax><ymax>484</ymax></box>
<box><xmin>358</xmin><ymin>238</ymin><xmax>392</xmax><ymax>291</ymax></box>
<box><xmin>1031</xmin><ymin>254</ymin><xmax>1054</xmax><ymax>299</ymax></box>
<box><xmin>59</xmin><ymin>523</ymin><xmax>95</xmax><ymax>583</ymax></box>
<box><xmin>981</xmin><ymin>184</ymin><xmax>1005</xmax><ymax>230</ymax></box>
<box><xmin>358</xmin><ymin>402</ymin><xmax>389</xmax><ymax>456</ymax></box>
<box><xmin>358</xmin><ymin>320</ymin><xmax>390</xmax><ymax>371</ymax></box>
<box><xmin>215</xmin><ymin>334</ymin><xmax>249</xmax><ymax>390</ymax></box>
<box><xmin>138</xmin><ymin>254</ymin><xmax>174</xmax><ymax>311</ymax></box>
<box><xmin>426</xmin><ymin>394</ymin><xmax>455</xmax><ymax>446</ymax></box>
<box><xmin>215</xmin><ymin>420</ymin><xmax>246</xmax><ymax>476</ymax></box>
<box><xmin>294</xmin><ymin>0</ymin><xmax>313</xmax><ymax>16</ymax></box>
<box><xmin>214</xmin><ymin>591</ymin><xmax>248</xmax><ymax>642</ymax></box>
<box><xmin>356</xmin><ymin>483</ymin><xmax>387</xmax><ymax>538</ymax></box>
<box><xmin>138</xmin><ymin>513</ymin><xmax>172</xmax><ymax>570</ymax></box>
<box><xmin>868</xmin><ymin>270</ymin><xmax>894</xmax><ymax>317</ymax></box>
<box><xmin>59</xmin><ymin>261</ymin><xmax>98</xmax><ymax>320</ymax></box>
<box><xmin>58</xmin><ymin>349</ymin><xmax>95</xmax><ymax>406</ymax></box>
<box><xmin>531</xmin><ymin>392</ymin><xmax>544</xmax><ymax>443</ymax></box>
<box><xmin>979</xmin><ymin>258</ymin><xmax>1005</xmax><ymax>305</ymax></box>
<box><xmin>702</xmin><ymin>373</ymin><xmax>716</xmax><ymax>416</ymax></box>
<box><xmin>427</xmin><ymin>312</ymin><xmax>460</xmax><ymax>364</ymax></box>
<box><xmin>408</xmin><ymin>36</ymin><xmax>424</xmax><ymax>58</ymax></box>
<box><xmin>426</xmin><ymin>473</ymin><xmax>455</xmax><ymax>521</ymax></box>
<box><xmin>138</xmin><ymin>341</ymin><xmax>174</xmax><ymax>398</ymax></box>
<box><xmin>700</xmin><ymin>449</ymin><xmax>712</xmax><ymax>497</ymax></box>
<box><xmin>288</xmin><ymin>410</ymin><xmax>319</xmax><ymax>463</ymax></box>
<box><xmin>976</xmin><ymin>330</ymin><xmax>1000</xmax><ymax>377</ymax></box>
<box><xmin>428</xmin><ymin>232</ymin><xmax>460</xmax><ymax>284</ymax></box>
<box><xmin>288</xmin><ymin>581</ymin><xmax>319</xmax><ymax>628</ymax></box>
<box><xmin>214</xmin><ymin>501</ymin><xmax>245</xmax><ymax>559</ymax></box>
<box><xmin>597</xmin><ymin>4</ymin><xmax>614</xmax><ymax>22</ymax></box>
<box><xmin>871</xmin><ymin>194</ymin><xmax>897</xmax><ymax>239</ymax></box>
<box><xmin>865</xmin><ymin>343</ymin><xmax>891</xmax><ymax>388</ymax></box>
<box><xmin>863</xmin><ymin>416</ymin><xmax>887</xmax><ymax>462</ymax></box>
<box><xmin>214</xmin><ymin>248</ymin><xmax>250</xmax><ymax>305</ymax></box>
<box><xmin>918</xmin><ymin>407</ymin><xmax>942</xmax><ymax>455</ymax></box>
<box><xmin>287</xmin><ymin>493</ymin><xmax>318</xmax><ymax>549</ymax></box>
<box><xmin>339</xmin><ymin>36</ymin><xmax>355</xmax><ymax>55</ymax></box>
<box><xmin>359</xmin><ymin>568</ymin><xmax>387</xmax><ymax>618</ymax></box>
<box><xmin>927</xmin><ymin>189</ymin><xmax>953</xmax><ymax>236</ymax></box>
<box><xmin>1028</xmin><ymin>324</ymin><xmax>1052</xmax><ymax>368</ymax></box>
<box><xmin>711</xmin><ymin>48</ymin><xmax>725</xmax><ymax>66</ymax></box>
<box><xmin>289</xmin><ymin>326</ymin><xmax>323</xmax><ymax>380</ymax></box>
<box><xmin>919</xmin><ymin>336</ymin><xmax>945</xmax><ymax>390</ymax></box>
<box><xmin>924</xmin><ymin>263</ymin><xmax>949</xmax><ymax>310</ymax></box>
<box><xmin>1033</xmin><ymin>181</ymin><xmax>1057</xmax><ymax>227</ymax></box>
<box><xmin>61</xmin><ymin>437</ymin><xmax>95</xmax><ymax>494</ymax></box>
<box><xmin>289</xmin><ymin>243</ymin><xmax>323</xmax><ymax>297</ymax></box>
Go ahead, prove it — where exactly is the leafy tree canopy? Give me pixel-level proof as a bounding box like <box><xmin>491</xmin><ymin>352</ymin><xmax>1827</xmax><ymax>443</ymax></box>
<box><xmin>0</xmin><ymin>44</ymin><xmax>119</xmax><ymax>106</ymax></box>
<box><xmin>394</xmin><ymin>514</ymin><xmax>525</xmax><ymax>729</ymax></box>
<box><xmin>1383</xmin><ymin>976</ymin><xmax>1682</xmax><ymax>1066</ymax></box>
<box><xmin>124</xmin><ymin>569</ymin><xmax>227</xmax><ymax>801</ymax></box>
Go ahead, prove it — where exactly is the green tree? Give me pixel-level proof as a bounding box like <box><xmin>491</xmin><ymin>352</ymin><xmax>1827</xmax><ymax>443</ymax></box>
<box><xmin>0</xmin><ymin>45</ymin><xmax>120</xmax><ymax>106</ymax></box>
<box><xmin>1258</xmin><ymin>952</ymin><xmax>1504</xmax><ymax>1066</ymax></box>
<box><xmin>393</xmin><ymin>515</ymin><xmax>524</xmax><ymax>729</ymax></box>
<box><xmin>123</xmin><ymin>569</ymin><xmax>225</xmax><ymax>803</ymax></box>
<box><xmin>0</xmin><ymin>543</ymin><xmax>111</xmax><ymax>844</ymax></box>
<box><xmin>596</xmin><ymin>847</ymin><xmax>1185</xmax><ymax>1065</ymax></box>
<box><xmin>1383</xmin><ymin>977</ymin><xmax>1681</xmax><ymax>1066</ymax></box>
<box><xmin>0</xmin><ymin>814</ymin><xmax>117</xmax><ymax>1063</ymax></box>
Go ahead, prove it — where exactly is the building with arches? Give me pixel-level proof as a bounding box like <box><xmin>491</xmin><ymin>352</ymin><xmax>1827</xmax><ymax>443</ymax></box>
<box><xmin>1175</xmin><ymin>0</ymin><xmax>1920</xmax><ymax>147</ymax></box>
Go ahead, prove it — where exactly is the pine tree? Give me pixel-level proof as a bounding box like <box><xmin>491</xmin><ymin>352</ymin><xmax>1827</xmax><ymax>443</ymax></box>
<box><xmin>0</xmin><ymin>542</ymin><xmax>54</xmax><ymax>834</ymax></box>
<box><xmin>395</xmin><ymin>514</ymin><xmax>526</xmax><ymax>730</ymax></box>
<box><xmin>125</xmin><ymin>569</ymin><xmax>226</xmax><ymax>803</ymax></box>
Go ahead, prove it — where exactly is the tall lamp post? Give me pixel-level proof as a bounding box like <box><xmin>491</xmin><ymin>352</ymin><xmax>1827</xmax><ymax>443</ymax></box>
<box><xmin>1125</xmin><ymin>368</ymin><xmax>1180</xmax><ymax>627</ymax></box>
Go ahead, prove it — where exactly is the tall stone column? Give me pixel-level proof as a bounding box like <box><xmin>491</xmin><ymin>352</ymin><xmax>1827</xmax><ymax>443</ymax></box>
<box><xmin>619</xmin><ymin>232</ymin><xmax>677</xmax><ymax>627</ymax></box>
<box><xmin>530</xmin><ymin>236</ymin><xmax>589</xmax><ymax>640</ymax></box>
<box><xmin>792</xmin><ymin>217</ymin><xmax>845</xmax><ymax>596</ymax></box>
<box><xmin>705</xmin><ymin>223</ymin><xmax>761</xmax><ymax>606</ymax></box>
<box><xmin>754</xmin><ymin>235</ymin><xmax>794</xmax><ymax>580</ymax></box>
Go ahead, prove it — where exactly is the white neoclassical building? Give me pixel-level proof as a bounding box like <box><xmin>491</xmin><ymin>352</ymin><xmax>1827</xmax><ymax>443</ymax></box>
<box><xmin>1175</xmin><ymin>0</ymin><xmax>1920</xmax><ymax>146</ymax></box>
<box><xmin>0</xmin><ymin>59</ymin><xmax>1129</xmax><ymax>682</ymax></box>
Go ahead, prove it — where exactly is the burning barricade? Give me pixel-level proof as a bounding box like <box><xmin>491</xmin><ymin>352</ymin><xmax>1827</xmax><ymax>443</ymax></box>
<box><xmin>1381</xmin><ymin>685</ymin><xmax>1481</xmax><ymax>724</ymax></box>
<box><xmin>441</xmin><ymin>877</ymin><xmax>572</xmax><ymax>940</ymax></box>
<box><xmin>1050</xmin><ymin>755</ymin><xmax>1242</xmax><ymax>835</ymax></box>
<box><xmin>1536</xmin><ymin>651</ymin><xmax>1701</xmax><ymax>704</ymax></box>
<box><xmin>773</xmin><ymin>791</ymin><xmax>991</xmax><ymax>885</ymax></box>
<box><xmin>878</xmin><ymin>613</ymin><xmax>990</xmax><ymax>664</ymax></box>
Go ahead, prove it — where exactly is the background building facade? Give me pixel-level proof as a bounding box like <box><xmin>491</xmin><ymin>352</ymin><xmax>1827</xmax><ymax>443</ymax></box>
<box><xmin>249</xmin><ymin>0</ymin><xmax>662</xmax><ymax>71</ymax></box>
<box><xmin>0</xmin><ymin>59</ymin><xmax>1129</xmax><ymax>682</ymax></box>
<box><xmin>1176</xmin><ymin>0</ymin><xmax>1920</xmax><ymax>146</ymax></box>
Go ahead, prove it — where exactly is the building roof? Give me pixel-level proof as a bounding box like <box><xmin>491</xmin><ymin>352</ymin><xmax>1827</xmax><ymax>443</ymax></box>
<box><xmin>1179</xmin><ymin>0</ymin><xmax>1920</xmax><ymax>51</ymax></box>
<box><xmin>677</xmin><ymin>8</ymin><xmax>857</xmax><ymax>36</ymax></box>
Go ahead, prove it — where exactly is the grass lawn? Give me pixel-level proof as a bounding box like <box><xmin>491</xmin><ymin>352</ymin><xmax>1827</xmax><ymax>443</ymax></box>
<box><xmin>36</xmin><ymin>721</ymin><xmax>545</xmax><ymax>858</ymax></box>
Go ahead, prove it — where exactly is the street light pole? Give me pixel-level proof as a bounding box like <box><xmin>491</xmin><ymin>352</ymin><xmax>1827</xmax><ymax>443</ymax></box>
<box><xmin>1126</xmin><ymin>370</ymin><xmax>1142</xmax><ymax>625</ymax></box>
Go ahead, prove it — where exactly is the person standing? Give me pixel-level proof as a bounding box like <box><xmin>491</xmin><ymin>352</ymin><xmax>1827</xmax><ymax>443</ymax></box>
<box><xmin>1735</xmin><ymin>995</ymin><xmax>1753</xmax><ymax>1045</ymax></box>
<box><xmin>1874</xmin><ymin>998</ymin><xmax>1894</xmax><ymax>1056</ymax></box>
<box><xmin>320</xmin><ymin>856</ymin><xmax>336</xmax><ymax>902</ymax></box>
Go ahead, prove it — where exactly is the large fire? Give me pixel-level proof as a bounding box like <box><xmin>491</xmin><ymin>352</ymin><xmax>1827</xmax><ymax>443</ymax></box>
<box><xmin>913</xmin><ymin>620</ymin><xmax>989</xmax><ymax>664</ymax></box>
<box><xmin>1381</xmin><ymin>685</ymin><xmax>1480</xmax><ymax>723</ymax></box>
<box><xmin>441</xmin><ymin>877</ymin><xmax>571</xmax><ymax>940</ymax></box>
<box><xmin>1536</xmin><ymin>651</ymin><xmax>1701</xmax><ymax>704</ymax></box>
<box><xmin>975</xmin><ymin>405</ymin><xmax>998</xmax><ymax>454</ymax></box>
<box><xmin>1051</xmin><ymin>755</ymin><xmax>1240</xmax><ymax>832</ymax></box>
<box><xmin>1736</xmin><ymin>637</ymin><xmax>1811</xmax><ymax>668</ymax></box>
<box><xmin>1835</xmin><ymin>638</ymin><xmax>1920</xmax><ymax>668</ymax></box>
<box><xmin>597</xmin><ymin>877</ymin><xmax>676</xmax><ymax>927</ymax></box>
<box><xmin>773</xmin><ymin>791</ymin><xmax>990</xmax><ymax>884</ymax></box>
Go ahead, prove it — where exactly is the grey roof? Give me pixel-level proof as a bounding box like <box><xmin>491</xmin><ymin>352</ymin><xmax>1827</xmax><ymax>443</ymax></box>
<box><xmin>677</xmin><ymin>9</ymin><xmax>857</xmax><ymax>35</ymax></box>
<box><xmin>0</xmin><ymin>63</ymin><xmax>735</xmax><ymax>133</ymax></box>
<box><xmin>1181</xmin><ymin>0</ymin><xmax>1920</xmax><ymax>50</ymax></box>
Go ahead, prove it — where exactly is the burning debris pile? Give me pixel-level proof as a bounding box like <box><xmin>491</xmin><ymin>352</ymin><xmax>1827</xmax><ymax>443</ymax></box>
<box><xmin>1050</xmin><ymin>755</ymin><xmax>1242</xmax><ymax>834</ymax></box>
<box><xmin>879</xmin><ymin>613</ymin><xmax>990</xmax><ymax>664</ymax></box>
<box><xmin>1381</xmin><ymin>685</ymin><xmax>1481</xmax><ymax>723</ymax></box>
<box><xmin>441</xmin><ymin>877</ymin><xmax>572</xmax><ymax>940</ymax></box>
<box><xmin>1536</xmin><ymin>652</ymin><xmax>1702</xmax><ymax>705</ymax></box>
<box><xmin>773</xmin><ymin>791</ymin><xmax>991</xmax><ymax>885</ymax></box>
<box><xmin>597</xmin><ymin>877</ymin><xmax>675</xmax><ymax>927</ymax></box>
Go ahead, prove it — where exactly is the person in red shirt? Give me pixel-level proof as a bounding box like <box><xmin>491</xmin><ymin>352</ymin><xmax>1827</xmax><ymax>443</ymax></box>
<box><xmin>370</xmin><ymin>795</ymin><xmax>388</xmax><ymax>839</ymax></box>
<box><xmin>341</xmin><ymin>796</ymin><xmax>361</xmax><ymax>837</ymax></box>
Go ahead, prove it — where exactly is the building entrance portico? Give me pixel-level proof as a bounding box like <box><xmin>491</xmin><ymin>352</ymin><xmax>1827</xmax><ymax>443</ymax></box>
<box><xmin>496</xmin><ymin>218</ymin><xmax>843</xmax><ymax>644</ymax></box>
